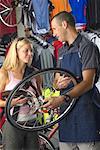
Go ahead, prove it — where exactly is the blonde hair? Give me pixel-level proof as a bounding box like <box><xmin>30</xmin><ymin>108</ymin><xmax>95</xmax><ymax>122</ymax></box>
<box><xmin>2</xmin><ymin>37</ymin><xmax>33</xmax><ymax>71</ymax></box>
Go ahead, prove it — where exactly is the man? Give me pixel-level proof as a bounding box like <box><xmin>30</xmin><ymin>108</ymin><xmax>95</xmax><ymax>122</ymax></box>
<box><xmin>43</xmin><ymin>11</ymin><xmax>100</xmax><ymax>150</ymax></box>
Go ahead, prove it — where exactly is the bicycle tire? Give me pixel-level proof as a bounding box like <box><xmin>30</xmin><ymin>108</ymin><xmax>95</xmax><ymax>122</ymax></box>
<box><xmin>6</xmin><ymin>68</ymin><xmax>78</xmax><ymax>131</ymax></box>
<box><xmin>39</xmin><ymin>133</ymin><xmax>55</xmax><ymax>150</ymax></box>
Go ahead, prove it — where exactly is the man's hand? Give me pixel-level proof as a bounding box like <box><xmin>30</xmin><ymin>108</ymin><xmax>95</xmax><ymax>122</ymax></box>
<box><xmin>42</xmin><ymin>95</ymin><xmax>65</xmax><ymax>109</ymax></box>
<box><xmin>54</xmin><ymin>75</ymin><xmax>71</xmax><ymax>89</ymax></box>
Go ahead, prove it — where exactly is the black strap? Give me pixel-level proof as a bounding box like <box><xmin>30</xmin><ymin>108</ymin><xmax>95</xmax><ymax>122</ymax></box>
<box><xmin>23</xmin><ymin>65</ymin><xmax>38</xmax><ymax>79</ymax></box>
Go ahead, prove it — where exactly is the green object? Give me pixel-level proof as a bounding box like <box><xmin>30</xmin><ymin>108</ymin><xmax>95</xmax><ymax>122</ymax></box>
<box><xmin>42</xmin><ymin>88</ymin><xmax>60</xmax><ymax>98</ymax></box>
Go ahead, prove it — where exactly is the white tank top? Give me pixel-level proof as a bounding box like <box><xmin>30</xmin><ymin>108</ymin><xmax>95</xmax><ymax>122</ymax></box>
<box><xmin>5</xmin><ymin>71</ymin><xmax>21</xmax><ymax>91</ymax></box>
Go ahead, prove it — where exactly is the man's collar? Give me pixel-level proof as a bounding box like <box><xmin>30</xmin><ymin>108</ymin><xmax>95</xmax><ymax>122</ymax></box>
<box><xmin>73</xmin><ymin>33</ymin><xmax>82</xmax><ymax>47</ymax></box>
<box><xmin>66</xmin><ymin>33</ymin><xmax>82</xmax><ymax>49</ymax></box>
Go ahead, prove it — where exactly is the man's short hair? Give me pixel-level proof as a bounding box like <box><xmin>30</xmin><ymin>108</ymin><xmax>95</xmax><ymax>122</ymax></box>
<box><xmin>52</xmin><ymin>11</ymin><xmax>75</xmax><ymax>27</ymax></box>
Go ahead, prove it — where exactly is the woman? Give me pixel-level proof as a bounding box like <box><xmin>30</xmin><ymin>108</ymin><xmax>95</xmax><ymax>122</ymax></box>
<box><xmin>0</xmin><ymin>37</ymin><xmax>39</xmax><ymax>150</ymax></box>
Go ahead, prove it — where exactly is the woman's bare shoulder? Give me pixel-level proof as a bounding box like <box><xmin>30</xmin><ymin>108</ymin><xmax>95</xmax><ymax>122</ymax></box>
<box><xmin>0</xmin><ymin>68</ymin><xmax>8</xmax><ymax>76</ymax></box>
<box><xmin>0</xmin><ymin>68</ymin><xmax>8</xmax><ymax>82</ymax></box>
<box><xmin>0</xmin><ymin>68</ymin><xmax>8</xmax><ymax>91</ymax></box>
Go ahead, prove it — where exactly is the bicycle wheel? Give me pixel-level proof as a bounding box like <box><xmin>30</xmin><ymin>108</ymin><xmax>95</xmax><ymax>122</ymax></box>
<box><xmin>6</xmin><ymin>68</ymin><xmax>78</xmax><ymax>131</ymax></box>
<box><xmin>0</xmin><ymin>0</ymin><xmax>21</xmax><ymax>27</ymax></box>
<box><xmin>39</xmin><ymin>133</ymin><xmax>55</xmax><ymax>150</ymax></box>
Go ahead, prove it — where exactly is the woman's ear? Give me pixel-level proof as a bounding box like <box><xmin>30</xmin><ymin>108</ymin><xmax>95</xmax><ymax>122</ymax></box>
<box><xmin>62</xmin><ymin>20</ymin><xmax>68</xmax><ymax>29</ymax></box>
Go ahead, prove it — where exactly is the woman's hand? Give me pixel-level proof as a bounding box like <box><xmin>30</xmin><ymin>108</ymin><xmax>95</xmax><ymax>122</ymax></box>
<box><xmin>11</xmin><ymin>96</ymin><xmax>27</xmax><ymax>106</ymax></box>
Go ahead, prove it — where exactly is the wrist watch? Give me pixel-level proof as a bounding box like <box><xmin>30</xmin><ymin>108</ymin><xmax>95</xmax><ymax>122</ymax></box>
<box><xmin>64</xmin><ymin>94</ymin><xmax>71</xmax><ymax>103</ymax></box>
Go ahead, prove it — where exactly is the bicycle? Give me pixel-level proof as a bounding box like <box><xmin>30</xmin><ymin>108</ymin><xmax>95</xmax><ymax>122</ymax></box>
<box><xmin>0</xmin><ymin>0</ymin><xmax>45</xmax><ymax>31</ymax></box>
<box><xmin>0</xmin><ymin>0</ymin><xmax>17</xmax><ymax>27</ymax></box>
<box><xmin>0</xmin><ymin>0</ymin><xmax>32</xmax><ymax>27</ymax></box>
<box><xmin>0</xmin><ymin>0</ymin><xmax>54</xmax><ymax>34</ymax></box>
